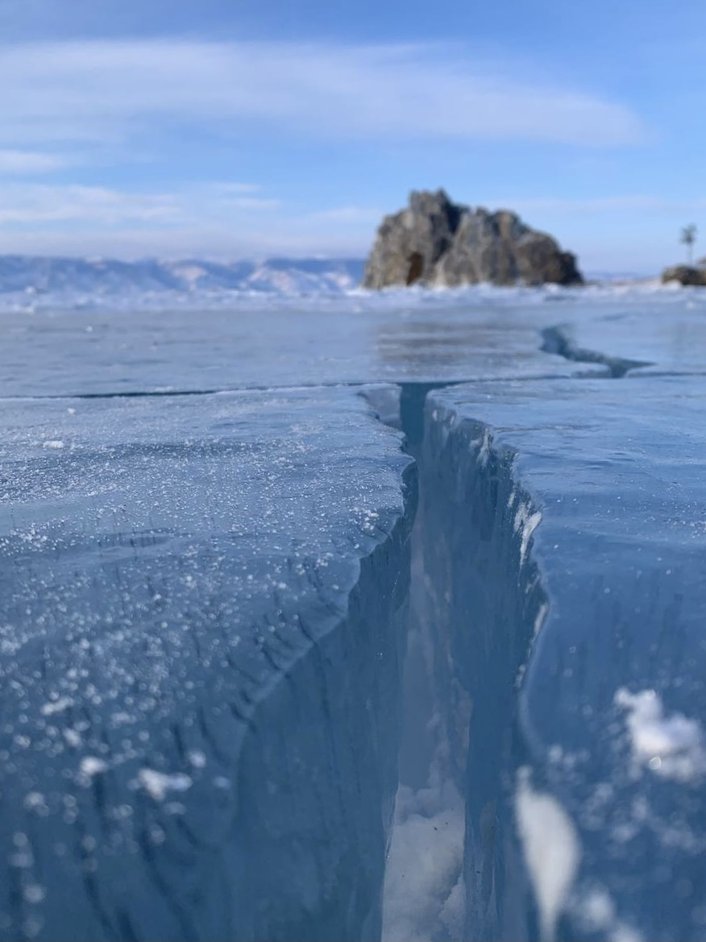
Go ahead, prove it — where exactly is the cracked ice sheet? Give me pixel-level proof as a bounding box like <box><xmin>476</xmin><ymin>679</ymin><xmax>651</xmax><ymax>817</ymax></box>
<box><xmin>0</xmin><ymin>297</ymin><xmax>608</xmax><ymax>398</ymax></box>
<box><xmin>540</xmin><ymin>292</ymin><xmax>706</xmax><ymax>377</ymax></box>
<box><xmin>0</xmin><ymin>384</ymin><xmax>412</xmax><ymax>941</ymax></box>
<box><xmin>428</xmin><ymin>374</ymin><xmax>706</xmax><ymax>942</ymax></box>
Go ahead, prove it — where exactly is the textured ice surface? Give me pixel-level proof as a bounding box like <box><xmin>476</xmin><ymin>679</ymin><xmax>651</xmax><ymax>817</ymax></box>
<box><xmin>537</xmin><ymin>289</ymin><xmax>706</xmax><ymax>376</ymax></box>
<box><xmin>0</xmin><ymin>387</ymin><xmax>414</xmax><ymax>941</ymax></box>
<box><xmin>426</xmin><ymin>375</ymin><xmax>706</xmax><ymax>941</ymax></box>
<box><xmin>6</xmin><ymin>281</ymin><xmax>704</xmax><ymax>400</ymax></box>
<box><xmin>4</xmin><ymin>284</ymin><xmax>706</xmax><ymax>941</ymax></box>
<box><xmin>0</xmin><ymin>294</ymin><xmax>610</xmax><ymax>398</ymax></box>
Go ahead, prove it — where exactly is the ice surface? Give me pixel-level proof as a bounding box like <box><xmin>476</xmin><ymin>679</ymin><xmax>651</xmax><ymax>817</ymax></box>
<box><xmin>6</xmin><ymin>280</ymin><xmax>704</xmax><ymax>400</ymax></box>
<box><xmin>3</xmin><ymin>283</ymin><xmax>706</xmax><ymax>941</ymax></box>
<box><xmin>0</xmin><ymin>386</ymin><xmax>414</xmax><ymax>941</ymax></box>
<box><xmin>0</xmin><ymin>292</ymin><xmax>613</xmax><ymax>398</ymax></box>
<box><xmin>536</xmin><ymin>290</ymin><xmax>706</xmax><ymax>376</ymax></box>
<box><xmin>426</xmin><ymin>374</ymin><xmax>706</xmax><ymax>941</ymax></box>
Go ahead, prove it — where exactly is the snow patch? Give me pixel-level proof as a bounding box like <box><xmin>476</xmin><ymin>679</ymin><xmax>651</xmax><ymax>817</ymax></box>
<box><xmin>79</xmin><ymin>757</ymin><xmax>108</xmax><ymax>781</ymax></box>
<box><xmin>138</xmin><ymin>769</ymin><xmax>193</xmax><ymax>801</ymax></box>
<box><xmin>40</xmin><ymin>697</ymin><xmax>73</xmax><ymax>716</ymax></box>
<box><xmin>615</xmin><ymin>688</ymin><xmax>706</xmax><ymax>782</ymax></box>
<box><xmin>514</xmin><ymin>502</ymin><xmax>542</xmax><ymax>566</ymax></box>
<box><xmin>574</xmin><ymin>887</ymin><xmax>644</xmax><ymax>942</ymax></box>
<box><xmin>187</xmin><ymin>750</ymin><xmax>206</xmax><ymax>769</ymax></box>
<box><xmin>382</xmin><ymin>778</ymin><xmax>465</xmax><ymax>942</ymax></box>
<box><xmin>515</xmin><ymin>768</ymin><xmax>581</xmax><ymax>942</ymax></box>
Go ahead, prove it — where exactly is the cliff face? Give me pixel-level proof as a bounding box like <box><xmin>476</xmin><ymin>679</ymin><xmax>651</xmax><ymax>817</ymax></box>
<box><xmin>363</xmin><ymin>189</ymin><xmax>582</xmax><ymax>289</ymax></box>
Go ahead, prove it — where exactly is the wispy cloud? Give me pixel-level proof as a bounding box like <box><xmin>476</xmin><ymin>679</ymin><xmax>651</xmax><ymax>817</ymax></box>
<box><xmin>0</xmin><ymin>148</ymin><xmax>71</xmax><ymax>174</ymax></box>
<box><xmin>0</xmin><ymin>183</ymin><xmax>376</xmax><ymax>260</ymax></box>
<box><xmin>0</xmin><ymin>180</ymin><xmax>353</xmax><ymax>257</ymax></box>
<box><xmin>0</xmin><ymin>181</ymin><xmax>277</xmax><ymax>226</ymax></box>
<box><xmin>0</xmin><ymin>38</ymin><xmax>651</xmax><ymax>260</ymax></box>
<box><xmin>0</xmin><ymin>183</ymin><xmax>177</xmax><ymax>224</ymax></box>
<box><xmin>491</xmin><ymin>195</ymin><xmax>706</xmax><ymax>215</ymax></box>
<box><xmin>306</xmin><ymin>206</ymin><xmax>383</xmax><ymax>223</ymax></box>
<box><xmin>0</xmin><ymin>39</ymin><xmax>645</xmax><ymax>152</ymax></box>
<box><xmin>0</xmin><ymin>222</ymin><xmax>372</xmax><ymax>260</ymax></box>
<box><xmin>498</xmin><ymin>194</ymin><xmax>706</xmax><ymax>214</ymax></box>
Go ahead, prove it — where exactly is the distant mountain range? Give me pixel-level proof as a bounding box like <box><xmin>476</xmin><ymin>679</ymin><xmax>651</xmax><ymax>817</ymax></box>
<box><xmin>0</xmin><ymin>256</ymin><xmax>366</xmax><ymax>298</ymax></box>
<box><xmin>0</xmin><ymin>256</ymin><xmax>655</xmax><ymax>309</ymax></box>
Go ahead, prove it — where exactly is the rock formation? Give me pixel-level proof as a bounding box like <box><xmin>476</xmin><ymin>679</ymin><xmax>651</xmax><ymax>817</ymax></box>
<box><xmin>661</xmin><ymin>265</ymin><xmax>706</xmax><ymax>286</ymax></box>
<box><xmin>363</xmin><ymin>189</ymin><xmax>582</xmax><ymax>289</ymax></box>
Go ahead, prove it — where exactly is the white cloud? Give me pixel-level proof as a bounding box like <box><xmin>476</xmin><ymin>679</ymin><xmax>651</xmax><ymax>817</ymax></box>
<box><xmin>0</xmin><ymin>40</ymin><xmax>646</xmax><ymax>257</ymax></box>
<box><xmin>0</xmin><ymin>181</ymin><xmax>276</xmax><ymax>226</ymax></box>
<box><xmin>307</xmin><ymin>206</ymin><xmax>383</xmax><ymax>223</ymax></box>
<box><xmin>0</xmin><ymin>183</ymin><xmax>178</xmax><ymax>224</ymax></box>
<box><xmin>0</xmin><ymin>224</ymin><xmax>371</xmax><ymax>259</ymax></box>
<box><xmin>0</xmin><ymin>149</ymin><xmax>70</xmax><ymax>174</ymax></box>
<box><xmin>0</xmin><ymin>180</ymin><xmax>369</xmax><ymax>257</ymax></box>
<box><xmin>490</xmin><ymin>195</ymin><xmax>706</xmax><ymax>215</ymax></box>
<box><xmin>0</xmin><ymin>39</ymin><xmax>644</xmax><ymax>149</ymax></box>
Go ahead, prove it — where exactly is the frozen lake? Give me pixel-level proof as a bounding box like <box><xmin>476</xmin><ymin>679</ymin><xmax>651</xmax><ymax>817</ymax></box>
<box><xmin>2</xmin><ymin>284</ymin><xmax>706</xmax><ymax>941</ymax></box>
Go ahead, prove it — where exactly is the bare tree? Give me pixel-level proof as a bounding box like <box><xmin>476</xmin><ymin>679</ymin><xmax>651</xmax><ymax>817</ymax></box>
<box><xmin>681</xmin><ymin>224</ymin><xmax>698</xmax><ymax>265</ymax></box>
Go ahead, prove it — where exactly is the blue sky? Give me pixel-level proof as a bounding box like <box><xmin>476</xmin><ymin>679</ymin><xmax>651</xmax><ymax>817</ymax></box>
<box><xmin>0</xmin><ymin>0</ymin><xmax>703</xmax><ymax>271</ymax></box>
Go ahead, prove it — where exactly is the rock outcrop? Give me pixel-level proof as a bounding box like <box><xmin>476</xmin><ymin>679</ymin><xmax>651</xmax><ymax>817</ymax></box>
<box><xmin>661</xmin><ymin>265</ymin><xmax>706</xmax><ymax>286</ymax></box>
<box><xmin>363</xmin><ymin>189</ymin><xmax>582</xmax><ymax>289</ymax></box>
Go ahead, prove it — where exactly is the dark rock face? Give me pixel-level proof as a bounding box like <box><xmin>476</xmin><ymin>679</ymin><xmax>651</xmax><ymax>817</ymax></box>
<box><xmin>661</xmin><ymin>265</ymin><xmax>706</xmax><ymax>286</ymax></box>
<box><xmin>363</xmin><ymin>189</ymin><xmax>583</xmax><ymax>289</ymax></box>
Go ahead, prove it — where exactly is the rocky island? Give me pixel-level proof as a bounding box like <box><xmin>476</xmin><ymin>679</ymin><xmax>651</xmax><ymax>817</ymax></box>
<box><xmin>661</xmin><ymin>263</ymin><xmax>706</xmax><ymax>286</ymax></box>
<box><xmin>363</xmin><ymin>189</ymin><xmax>582</xmax><ymax>289</ymax></box>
